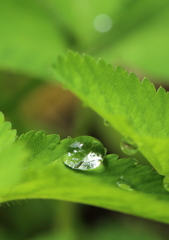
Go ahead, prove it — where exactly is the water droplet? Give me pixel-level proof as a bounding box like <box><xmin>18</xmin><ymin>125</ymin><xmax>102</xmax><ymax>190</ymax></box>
<box><xmin>93</xmin><ymin>14</ymin><xmax>113</xmax><ymax>33</ymax></box>
<box><xmin>63</xmin><ymin>136</ymin><xmax>106</xmax><ymax>170</ymax></box>
<box><xmin>104</xmin><ymin>119</ymin><xmax>110</xmax><ymax>127</ymax></box>
<box><xmin>164</xmin><ymin>183</ymin><xmax>169</xmax><ymax>191</ymax></box>
<box><xmin>48</xmin><ymin>143</ymin><xmax>57</xmax><ymax>150</ymax></box>
<box><xmin>120</xmin><ymin>137</ymin><xmax>138</xmax><ymax>155</ymax></box>
<box><xmin>67</xmin><ymin>136</ymin><xmax>71</xmax><ymax>139</ymax></box>
<box><xmin>117</xmin><ymin>180</ymin><xmax>134</xmax><ymax>191</ymax></box>
<box><xmin>133</xmin><ymin>158</ymin><xmax>138</xmax><ymax>165</ymax></box>
<box><xmin>163</xmin><ymin>176</ymin><xmax>169</xmax><ymax>191</ymax></box>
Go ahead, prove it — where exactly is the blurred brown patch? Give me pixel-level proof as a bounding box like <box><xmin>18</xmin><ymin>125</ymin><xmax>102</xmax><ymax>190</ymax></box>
<box><xmin>20</xmin><ymin>83</ymin><xmax>79</xmax><ymax>133</ymax></box>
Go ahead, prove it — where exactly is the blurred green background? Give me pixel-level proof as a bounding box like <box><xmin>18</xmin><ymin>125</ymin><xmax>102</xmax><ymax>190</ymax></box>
<box><xmin>0</xmin><ymin>0</ymin><xmax>169</xmax><ymax>239</ymax></box>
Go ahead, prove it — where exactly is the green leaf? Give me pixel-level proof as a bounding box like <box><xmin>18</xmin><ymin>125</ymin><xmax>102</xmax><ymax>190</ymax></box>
<box><xmin>16</xmin><ymin>130</ymin><xmax>60</xmax><ymax>168</ymax></box>
<box><xmin>0</xmin><ymin>112</ymin><xmax>27</xmax><ymax>191</ymax></box>
<box><xmin>0</xmin><ymin>112</ymin><xmax>16</xmax><ymax>150</ymax></box>
<box><xmin>1</xmin><ymin>129</ymin><xmax>169</xmax><ymax>223</ymax></box>
<box><xmin>0</xmin><ymin>144</ymin><xmax>28</xmax><ymax>191</ymax></box>
<box><xmin>2</xmin><ymin>131</ymin><xmax>169</xmax><ymax>223</ymax></box>
<box><xmin>0</xmin><ymin>0</ymin><xmax>66</xmax><ymax>78</ymax></box>
<box><xmin>53</xmin><ymin>52</ymin><xmax>169</xmax><ymax>180</ymax></box>
<box><xmin>0</xmin><ymin>115</ymin><xmax>167</xmax><ymax>223</ymax></box>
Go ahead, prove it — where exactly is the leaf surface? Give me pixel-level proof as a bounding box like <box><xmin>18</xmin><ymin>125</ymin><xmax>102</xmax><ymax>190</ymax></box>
<box><xmin>53</xmin><ymin>52</ymin><xmax>169</xmax><ymax>180</ymax></box>
<box><xmin>1</xmin><ymin>130</ymin><xmax>169</xmax><ymax>224</ymax></box>
<box><xmin>0</xmin><ymin>112</ymin><xmax>26</xmax><ymax>190</ymax></box>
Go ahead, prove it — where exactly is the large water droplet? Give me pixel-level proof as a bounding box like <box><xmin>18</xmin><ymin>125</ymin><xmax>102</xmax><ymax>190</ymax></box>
<box><xmin>120</xmin><ymin>137</ymin><xmax>138</xmax><ymax>155</ymax></box>
<box><xmin>104</xmin><ymin>119</ymin><xmax>110</xmax><ymax>127</ymax></box>
<box><xmin>117</xmin><ymin>180</ymin><xmax>134</xmax><ymax>191</ymax></box>
<box><xmin>63</xmin><ymin>136</ymin><xmax>106</xmax><ymax>170</ymax></box>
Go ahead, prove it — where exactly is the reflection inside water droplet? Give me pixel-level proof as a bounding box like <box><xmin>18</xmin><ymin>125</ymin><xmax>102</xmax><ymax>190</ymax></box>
<box><xmin>120</xmin><ymin>137</ymin><xmax>138</xmax><ymax>155</ymax></box>
<box><xmin>63</xmin><ymin>136</ymin><xmax>106</xmax><ymax>170</ymax></box>
<box><xmin>117</xmin><ymin>180</ymin><xmax>134</xmax><ymax>191</ymax></box>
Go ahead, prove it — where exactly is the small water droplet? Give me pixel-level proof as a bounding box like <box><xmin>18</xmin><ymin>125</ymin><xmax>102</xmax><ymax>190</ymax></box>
<box><xmin>48</xmin><ymin>143</ymin><xmax>57</xmax><ymax>150</ymax></box>
<box><xmin>164</xmin><ymin>183</ymin><xmax>169</xmax><ymax>191</ymax></box>
<box><xmin>63</xmin><ymin>136</ymin><xmax>106</xmax><ymax>170</ymax></box>
<box><xmin>120</xmin><ymin>137</ymin><xmax>138</xmax><ymax>155</ymax></box>
<box><xmin>163</xmin><ymin>176</ymin><xmax>169</xmax><ymax>191</ymax></box>
<box><xmin>67</xmin><ymin>136</ymin><xmax>71</xmax><ymax>139</ymax></box>
<box><xmin>104</xmin><ymin>119</ymin><xmax>110</xmax><ymax>127</ymax></box>
<box><xmin>132</xmin><ymin>158</ymin><xmax>138</xmax><ymax>165</ymax></box>
<box><xmin>117</xmin><ymin>180</ymin><xmax>134</xmax><ymax>191</ymax></box>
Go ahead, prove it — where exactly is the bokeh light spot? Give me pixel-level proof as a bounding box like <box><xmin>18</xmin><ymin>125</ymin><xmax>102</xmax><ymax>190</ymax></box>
<box><xmin>93</xmin><ymin>14</ymin><xmax>113</xmax><ymax>33</ymax></box>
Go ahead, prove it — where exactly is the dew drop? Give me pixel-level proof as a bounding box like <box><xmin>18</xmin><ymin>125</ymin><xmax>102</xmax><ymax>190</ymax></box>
<box><xmin>131</xmin><ymin>158</ymin><xmax>138</xmax><ymax>165</ymax></box>
<box><xmin>48</xmin><ymin>143</ymin><xmax>57</xmax><ymax>150</ymax></box>
<box><xmin>120</xmin><ymin>137</ymin><xmax>138</xmax><ymax>155</ymax></box>
<box><xmin>63</xmin><ymin>136</ymin><xmax>106</xmax><ymax>170</ymax></box>
<box><xmin>104</xmin><ymin>119</ymin><xmax>110</xmax><ymax>127</ymax></box>
<box><xmin>117</xmin><ymin>180</ymin><xmax>134</xmax><ymax>191</ymax></box>
<box><xmin>67</xmin><ymin>136</ymin><xmax>71</xmax><ymax>139</ymax></box>
<box><xmin>163</xmin><ymin>176</ymin><xmax>169</xmax><ymax>191</ymax></box>
<box><xmin>164</xmin><ymin>183</ymin><xmax>169</xmax><ymax>191</ymax></box>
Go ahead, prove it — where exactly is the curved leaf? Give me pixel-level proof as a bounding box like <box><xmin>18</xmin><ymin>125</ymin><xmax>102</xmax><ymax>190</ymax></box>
<box><xmin>1</xmin><ymin>130</ymin><xmax>169</xmax><ymax>224</ymax></box>
<box><xmin>53</xmin><ymin>52</ymin><xmax>169</xmax><ymax>179</ymax></box>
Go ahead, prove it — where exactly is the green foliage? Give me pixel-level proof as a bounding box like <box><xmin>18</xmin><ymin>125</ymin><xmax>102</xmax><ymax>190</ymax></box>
<box><xmin>2</xmin><ymin>49</ymin><xmax>169</xmax><ymax>223</ymax></box>
<box><xmin>1</xmin><ymin>0</ymin><xmax>169</xmax><ymax>79</ymax></box>
<box><xmin>0</xmin><ymin>112</ymin><xmax>27</xmax><ymax>191</ymax></box>
<box><xmin>0</xmin><ymin>116</ymin><xmax>169</xmax><ymax>223</ymax></box>
<box><xmin>0</xmin><ymin>112</ymin><xmax>16</xmax><ymax>150</ymax></box>
<box><xmin>53</xmin><ymin>51</ymin><xmax>169</xmax><ymax>179</ymax></box>
<box><xmin>1</xmin><ymin>0</ymin><xmax>169</xmax><ymax>234</ymax></box>
<box><xmin>17</xmin><ymin>131</ymin><xmax>60</xmax><ymax>168</ymax></box>
<box><xmin>0</xmin><ymin>0</ymin><xmax>66</xmax><ymax>77</ymax></box>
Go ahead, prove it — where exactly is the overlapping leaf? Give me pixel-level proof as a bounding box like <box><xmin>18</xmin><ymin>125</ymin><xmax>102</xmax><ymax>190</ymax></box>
<box><xmin>53</xmin><ymin>51</ymin><xmax>169</xmax><ymax>179</ymax></box>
